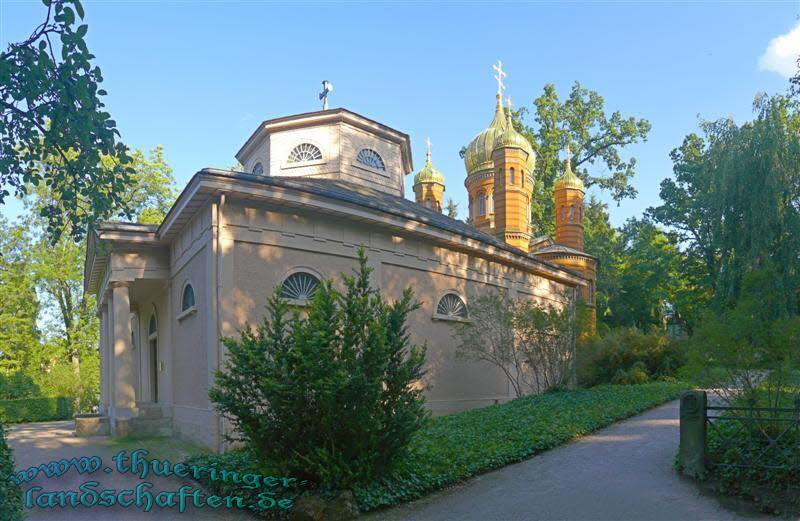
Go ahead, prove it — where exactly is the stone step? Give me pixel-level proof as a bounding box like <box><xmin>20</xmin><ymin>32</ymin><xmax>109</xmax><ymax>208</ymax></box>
<box><xmin>129</xmin><ymin>416</ymin><xmax>173</xmax><ymax>438</ymax></box>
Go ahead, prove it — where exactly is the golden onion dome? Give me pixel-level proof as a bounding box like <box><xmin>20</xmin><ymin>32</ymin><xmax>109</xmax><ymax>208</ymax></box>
<box><xmin>554</xmin><ymin>153</ymin><xmax>585</xmax><ymax>192</ymax></box>
<box><xmin>464</xmin><ymin>95</ymin><xmax>508</xmax><ymax>175</ymax></box>
<box><xmin>413</xmin><ymin>149</ymin><xmax>445</xmax><ymax>186</ymax></box>
<box><xmin>493</xmin><ymin>112</ymin><xmax>535</xmax><ymax>164</ymax></box>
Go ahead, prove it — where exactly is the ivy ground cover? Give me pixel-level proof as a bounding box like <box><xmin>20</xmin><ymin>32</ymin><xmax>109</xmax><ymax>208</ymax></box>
<box><xmin>189</xmin><ymin>381</ymin><xmax>688</xmax><ymax>515</ymax></box>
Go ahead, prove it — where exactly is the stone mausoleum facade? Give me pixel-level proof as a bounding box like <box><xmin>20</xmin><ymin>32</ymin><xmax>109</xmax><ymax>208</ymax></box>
<box><xmin>83</xmin><ymin>82</ymin><xmax>597</xmax><ymax>451</ymax></box>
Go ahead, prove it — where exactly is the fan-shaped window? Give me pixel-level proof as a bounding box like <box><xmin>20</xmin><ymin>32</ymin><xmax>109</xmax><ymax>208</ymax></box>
<box><xmin>252</xmin><ymin>162</ymin><xmax>264</xmax><ymax>175</ymax></box>
<box><xmin>279</xmin><ymin>272</ymin><xmax>320</xmax><ymax>301</ymax></box>
<box><xmin>288</xmin><ymin>143</ymin><xmax>322</xmax><ymax>163</ymax></box>
<box><xmin>436</xmin><ymin>293</ymin><xmax>468</xmax><ymax>319</ymax></box>
<box><xmin>356</xmin><ymin>149</ymin><xmax>386</xmax><ymax>171</ymax></box>
<box><xmin>181</xmin><ymin>284</ymin><xmax>195</xmax><ymax>311</ymax></box>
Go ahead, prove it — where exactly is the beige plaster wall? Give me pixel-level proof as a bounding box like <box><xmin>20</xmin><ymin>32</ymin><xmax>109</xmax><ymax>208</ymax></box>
<box><xmin>239</xmin><ymin>121</ymin><xmax>405</xmax><ymax>196</ymax></box>
<box><xmin>220</xmin><ymin>200</ymin><xmax>574</xmax><ymax>416</ymax></box>
<box><xmin>169</xmin><ymin>206</ymin><xmax>216</xmax><ymax>448</ymax></box>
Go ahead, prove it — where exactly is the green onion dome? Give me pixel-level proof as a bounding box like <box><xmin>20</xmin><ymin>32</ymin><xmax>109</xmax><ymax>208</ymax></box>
<box><xmin>554</xmin><ymin>154</ymin><xmax>585</xmax><ymax>192</ymax></box>
<box><xmin>493</xmin><ymin>111</ymin><xmax>536</xmax><ymax>171</ymax></box>
<box><xmin>464</xmin><ymin>95</ymin><xmax>508</xmax><ymax>175</ymax></box>
<box><xmin>413</xmin><ymin>151</ymin><xmax>445</xmax><ymax>186</ymax></box>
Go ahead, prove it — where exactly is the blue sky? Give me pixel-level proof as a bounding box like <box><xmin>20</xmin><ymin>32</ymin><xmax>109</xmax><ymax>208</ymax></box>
<box><xmin>2</xmin><ymin>0</ymin><xmax>797</xmax><ymax>227</ymax></box>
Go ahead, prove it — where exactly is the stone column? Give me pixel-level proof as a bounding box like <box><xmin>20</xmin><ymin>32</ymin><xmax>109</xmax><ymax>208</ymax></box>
<box><xmin>111</xmin><ymin>282</ymin><xmax>137</xmax><ymax>417</ymax></box>
<box><xmin>98</xmin><ymin>302</ymin><xmax>109</xmax><ymax>414</ymax></box>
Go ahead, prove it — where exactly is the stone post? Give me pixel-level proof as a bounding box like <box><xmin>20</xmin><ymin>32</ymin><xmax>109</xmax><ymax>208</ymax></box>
<box><xmin>111</xmin><ymin>282</ymin><xmax>137</xmax><ymax>418</ymax></box>
<box><xmin>678</xmin><ymin>390</ymin><xmax>707</xmax><ymax>479</ymax></box>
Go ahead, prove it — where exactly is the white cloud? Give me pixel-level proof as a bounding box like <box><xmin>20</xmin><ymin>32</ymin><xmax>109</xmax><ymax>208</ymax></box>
<box><xmin>758</xmin><ymin>22</ymin><xmax>800</xmax><ymax>78</ymax></box>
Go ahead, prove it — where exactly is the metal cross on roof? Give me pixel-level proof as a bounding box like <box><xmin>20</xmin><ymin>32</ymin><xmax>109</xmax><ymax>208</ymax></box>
<box><xmin>426</xmin><ymin>137</ymin><xmax>432</xmax><ymax>159</ymax></box>
<box><xmin>492</xmin><ymin>60</ymin><xmax>506</xmax><ymax>97</ymax></box>
<box><xmin>506</xmin><ymin>96</ymin><xmax>513</xmax><ymax>110</ymax></box>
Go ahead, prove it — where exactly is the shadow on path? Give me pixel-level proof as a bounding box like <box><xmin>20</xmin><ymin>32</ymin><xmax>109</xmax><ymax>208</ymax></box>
<box><xmin>7</xmin><ymin>421</ymin><xmax>255</xmax><ymax>520</ymax></box>
<box><xmin>363</xmin><ymin>400</ymin><xmax>770</xmax><ymax>521</ymax></box>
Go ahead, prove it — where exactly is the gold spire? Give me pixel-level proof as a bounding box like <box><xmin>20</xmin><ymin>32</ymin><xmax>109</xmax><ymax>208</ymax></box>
<box><xmin>555</xmin><ymin>144</ymin><xmax>585</xmax><ymax>192</ymax></box>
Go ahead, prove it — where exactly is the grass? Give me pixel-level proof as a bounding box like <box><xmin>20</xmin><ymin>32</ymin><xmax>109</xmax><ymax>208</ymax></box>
<box><xmin>187</xmin><ymin>381</ymin><xmax>688</xmax><ymax>516</ymax></box>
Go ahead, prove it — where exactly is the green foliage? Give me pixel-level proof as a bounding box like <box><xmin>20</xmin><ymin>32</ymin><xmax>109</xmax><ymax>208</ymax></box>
<box><xmin>193</xmin><ymin>382</ymin><xmax>687</xmax><ymax>515</ymax></box>
<box><xmin>0</xmin><ymin>218</ymin><xmax>40</xmax><ymax>374</ymax></box>
<box><xmin>0</xmin><ymin>396</ymin><xmax>72</xmax><ymax>423</ymax></box>
<box><xmin>577</xmin><ymin>327</ymin><xmax>687</xmax><ymax>387</ymax></box>
<box><xmin>513</xmin><ymin>82</ymin><xmax>651</xmax><ymax>235</ymax></box>
<box><xmin>684</xmin><ymin>271</ymin><xmax>800</xmax><ymax>407</ymax></box>
<box><xmin>0</xmin><ymin>423</ymin><xmax>24</xmax><ymax>520</ymax></box>
<box><xmin>445</xmin><ymin>198</ymin><xmax>458</xmax><ymax>219</ymax></box>
<box><xmin>0</xmin><ymin>372</ymin><xmax>39</xmax><ymax>400</ymax></box>
<box><xmin>209</xmin><ymin>249</ymin><xmax>428</xmax><ymax>491</ymax></box>
<box><xmin>650</xmin><ymin>93</ymin><xmax>800</xmax><ymax>320</ymax></box>
<box><xmin>1</xmin><ymin>0</ymin><xmax>134</xmax><ymax>242</ymax></box>
<box><xmin>453</xmin><ymin>291</ymin><xmax>580</xmax><ymax>397</ymax></box>
<box><xmin>705</xmin><ymin>388</ymin><xmax>800</xmax><ymax>515</ymax></box>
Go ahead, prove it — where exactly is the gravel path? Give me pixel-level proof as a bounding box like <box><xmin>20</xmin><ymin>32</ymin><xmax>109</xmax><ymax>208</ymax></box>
<box><xmin>363</xmin><ymin>400</ymin><xmax>769</xmax><ymax>521</ymax></box>
<box><xmin>6</xmin><ymin>421</ymin><xmax>256</xmax><ymax>520</ymax></box>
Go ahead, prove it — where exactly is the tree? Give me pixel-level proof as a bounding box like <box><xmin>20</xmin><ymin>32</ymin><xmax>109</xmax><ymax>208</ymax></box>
<box><xmin>582</xmin><ymin>197</ymin><xmax>622</xmax><ymax>329</ymax></box>
<box><xmin>209</xmin><ymin>249</ymin><xmax>428</xmax><ymax>489</ymax></box>
<box><xmin>514</xmin><ymin>82</ymin><xmax>651</xmax><ymax>235</ymax></box>
<box><xmin>445</xmin><ymin>198</ymin><xmax>459</xmax><ymax>219</ymax></box>
<box><xmin>0</xmin><ymin>218</ymin><xmax>40</xmax><ymax>374</ymax></box>
<box><xmin>1</xmin><ymin>0</ymin><xmax>133</xmax><ymax>242</ymax></box>
<box><xmin>453</xmin><ymin>290</ymin><xmax>580</xmax><ymax>396</ymax></box>
<box><xmin>649</xmin><ymin>93</ymin><xmax>800</xmax><ymax>319</ymax></box>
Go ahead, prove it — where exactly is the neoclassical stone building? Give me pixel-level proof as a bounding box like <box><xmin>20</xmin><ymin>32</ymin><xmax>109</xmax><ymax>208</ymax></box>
<box><xmin>84</xmin><ymin>82</ymin><xmax>597</xmax><ymax>450</ymax></box>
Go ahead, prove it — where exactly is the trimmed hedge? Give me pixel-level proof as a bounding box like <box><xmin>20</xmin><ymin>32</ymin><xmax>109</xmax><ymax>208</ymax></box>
<box><xmin>0</xmin><ymin>423</ymin><xmax>23</xmax><ymax>520</ymax></box>
<box><xmin>188</xmin><ymin>381</ymin><xmax>688</xmax><ymax>515</ymax></box>
<box><xmin>0</xmin><ymin>397</ymin><xmax>73</xmax><ymax>424</ymax></box>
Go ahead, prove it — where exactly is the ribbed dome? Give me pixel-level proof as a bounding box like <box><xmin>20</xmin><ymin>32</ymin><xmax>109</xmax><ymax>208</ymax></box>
<box><xmin>555</xmin><ymin>157</ymin><xmax>585</xmax><ymax>192</ymax></box>
<box><xmin>464</xmin><ymin>95</ymin><xmax>508</xmax><ymax>175</ymax></box>
<box><xmin>414</xmin><ymin>155</ymin><xmax>445</xmax><ymax>186</ymax></box>
<box><xmin>493</xmin><ymin>112</ymin><xmax>535</xmax><ymax>167</ymax></box>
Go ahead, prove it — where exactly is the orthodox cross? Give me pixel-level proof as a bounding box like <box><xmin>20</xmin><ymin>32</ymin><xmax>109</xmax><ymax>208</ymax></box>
<box><xmin>319</xmin><ymin>80</ymin><xmax>333</xmax><ymax>110</ymax></box>
<box><xmin>492</xmin><ymin>60</ymin><xmax>506</xmax><ymax>97</ymax></box>
<box><xmin>506</xmin><ymin>96</ymin><xmax>513</xmax><ymax>111</ymax></box>
<box><xmin>565</xmin><ymin>144</ymin><xmax>572</xmax><ymax>166</ymax></box>
<box><xmin>426</xmin><ymin>137</ymin><xmax>432</xmax><ymax>160</ymax></box>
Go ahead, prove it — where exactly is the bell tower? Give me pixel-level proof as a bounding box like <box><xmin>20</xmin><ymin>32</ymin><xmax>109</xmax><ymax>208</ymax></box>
<box><xmin>492</xmin><ymin>100</ymin><xmax>534</xmax><ymax>252</ymax></box>
<box><xmin>554</xmin><ymin>146</ymin><xmax>585</xmax><ymax>251</ymax></box>
<box><xmin>413</xmin><ymin>138</ymin><xmax>445</xmax><ymax>212</ymax></box>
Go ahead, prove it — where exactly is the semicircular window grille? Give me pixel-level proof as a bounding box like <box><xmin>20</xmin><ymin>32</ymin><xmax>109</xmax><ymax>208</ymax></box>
<box><xmin>356</xmin><ymin>148</ymin><xmax>386</xmax><ymax>171</ymax></box>
<box><xmin>252</xmin><ymin>162</ymin><xmax>264</xmax><ymax>175</ymax></box>
<box><xmin>436</xmin><ymin>293</ymin><xmax>468</xmax><ymax>319</ymax></box>
<box><xmin>288</xmin><ymin>143</ymin><xmax>322</xmax><ymax>163</ymax></box>
<box><xmin>279</xmin><ymin>272</ymin><xmax>320</xmax><ymax>301</ymax></box>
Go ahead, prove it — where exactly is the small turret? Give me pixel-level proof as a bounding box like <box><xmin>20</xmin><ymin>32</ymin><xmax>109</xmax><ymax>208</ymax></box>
<box><xmin>554</xmin><ymin>145</ymin><xmax>585</xmax><ymax>251</ymax></box>
<box><xmin>413</xmin><ymin>138</ymin><xmax>445</xmax><ymax>212</ymax></box>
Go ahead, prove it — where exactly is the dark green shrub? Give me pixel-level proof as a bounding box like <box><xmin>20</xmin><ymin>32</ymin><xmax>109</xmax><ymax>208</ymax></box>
<box><xmin>192</xmin><ymin>381</ymin><xmax>688</xmax><ymax>515</ymax></box>
<box><xmin>577</xmin><ymin>326</ymin><xmax>686</xmax><ymax>386</ymax></box>
<box><xmin>0</xmin><ymin>372</ymin><xmax>39</xmax><ymax>400</ymax></box>
<box><xmin>0</xmin><ymin>397</ymin><xmax>73</xmax><ymax>423</ymax></box>
<box><xmin>0</xmin><ymin>423</ymin><xmax>24</xmax><ymax>520</ymax></box>
<box><xmin>209</xmin><ymin>249</ymin><xmax>428</xmax><ymax>491</ymax></box>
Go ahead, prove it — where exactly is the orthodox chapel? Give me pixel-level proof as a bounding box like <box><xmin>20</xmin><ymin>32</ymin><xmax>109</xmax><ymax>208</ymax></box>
<box><xmin>83</xmin><ymin>67</ymin><xmax>597</xmax><ymax>450</ymax></box>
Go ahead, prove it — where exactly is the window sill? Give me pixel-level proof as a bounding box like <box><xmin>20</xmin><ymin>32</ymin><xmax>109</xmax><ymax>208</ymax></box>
<box><xmin>283</xmin><ymin>298</ymin><xmax>312</xmax><ymax>307</ymax></box>
<box><xmin>281</xmin><ymin>159</ymin><xmax>326</xmax><ymax>170</ymax></box>
<box><xmin>432</xmin><ymin>313</ymin><xmax>471</xmax><ymax>324</ymax></box>
<box><xmin>177</xmin><ymin>306</ymin><xmax>197</xmax><ymax>321</ymax></box>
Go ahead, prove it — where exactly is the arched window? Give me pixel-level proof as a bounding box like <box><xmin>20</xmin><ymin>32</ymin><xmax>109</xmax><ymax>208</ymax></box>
<box><xmin>148</xmin><ymin>314</ymin><xmax>157</xmax><ymax>337</ymax></box>
<box><xmin>569</xmin><ymin>206</ymin><xmax>575</xmax><ymax>220</ymax></box>
<box><xmin>288</xmin><ymin>143</ymin><xmax>322</xmax><ymax>163</ymax></box>
<box><xmin>477</xmin><ymin>194</ymin><xmax>486</xmax><ymax>216</ymax></box>
<box><xmin>436</xmin><ymin>293</ymin><xmax>468</xmax><ymax>319</ymax></box>
<box><xmin>252</xmin><ymin>162</ymin><xmax>264</xmax><ymax>175</ymax></box>
<box><xmin>356</xmin><ymin>149</ymin><xmax>386</xmax><ymax>171</ymax></box>
<box><xmin>181</xmin><ymin>284</ymin><xmax>195</xmax><ymax>311</ymax></box>
<box><xmin>510</xmin><ymin>168</ymin><xmax>515</xmax><ymax>185</ymax></box>
<box><xmin>280</xmin><ymin>272</ymin><xmax>320</xmax><ymax>301</ymax></box>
